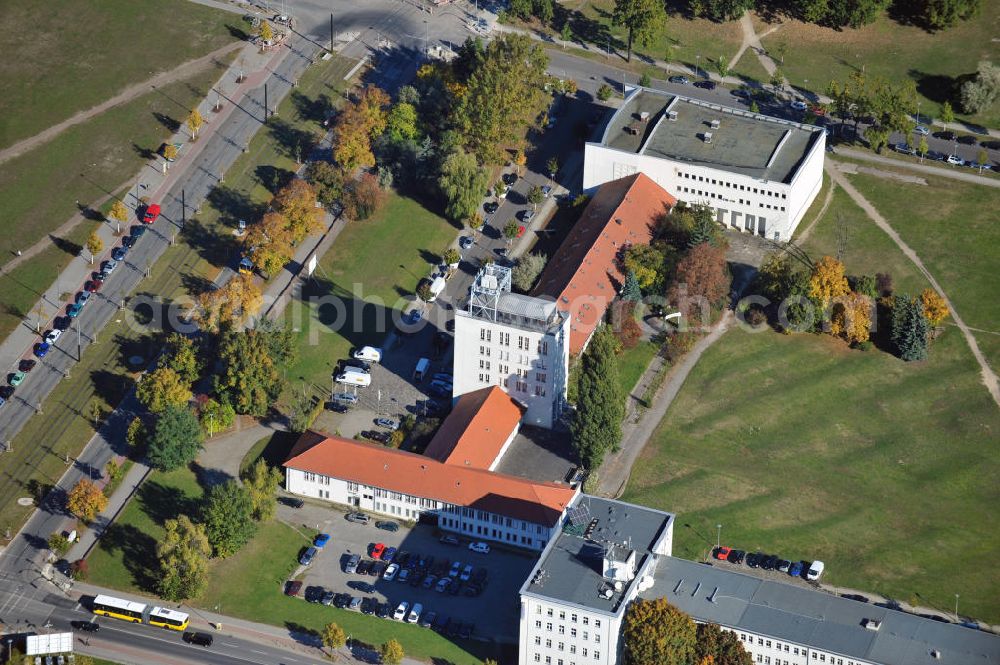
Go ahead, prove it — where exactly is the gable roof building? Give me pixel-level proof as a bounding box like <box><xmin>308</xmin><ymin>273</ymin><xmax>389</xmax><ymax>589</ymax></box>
<box><xmin>532</xmin><ymin>172</ymin><xmax>677</xmax><ymax>354</ymax></box>
<box><xmin>423</xmin><ymin>386</ymin><xmax>524</xmax><ymax>471</ymax></box>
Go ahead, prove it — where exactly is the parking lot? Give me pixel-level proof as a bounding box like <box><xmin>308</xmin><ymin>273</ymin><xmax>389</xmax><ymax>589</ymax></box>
<box><xmin>280</xmin><ymin>499</ymin><xmax>537</xmax><ymax>642</ymax></box>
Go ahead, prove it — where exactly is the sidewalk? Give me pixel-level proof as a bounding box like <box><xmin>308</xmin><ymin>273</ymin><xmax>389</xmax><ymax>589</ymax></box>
<box><xmin>0</xmin><ymin>40</ymin><xmax>289</xmax><ymax>376</ymax></box>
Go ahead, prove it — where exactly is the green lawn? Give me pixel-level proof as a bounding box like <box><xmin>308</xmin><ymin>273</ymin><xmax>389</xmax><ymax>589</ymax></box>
<box><xmin>0</xmin><ymin>0</ymin><xmax>238</xmax><ymax>148</ymax></box>
<box><xmin>281</xmin><ymin>193</ymin><xmax>458</xmax><ymax>400</ymax></box>
<box><xmin>0</xmin><ymin>59</ymin><xmax>231</xmax><ymax>338</ymax></box>
<box><xmin>840</xmin><ymin>171</ymin><xmax>1000</xmax><ymax>370</ymax></box>
<box><xmin>197</xmin><ymin>520</ymin><xmax>497</xmax><ymax>664</ymax></box>
<box><xmin>624</xmin><ymin>327</ymin><xmax>1000</xmax><ymax>622</ymax></box>
<box><xmin>757</xmin><ymin>5</ymin><xmax>1000</xmax><ymax>127</ymax></box>
<box><xmin>731</xmin><ymin>50</ymin><xmax>772</xmax><ymax>88</ymax></box>
<box><xmin>618</xmin><ymin>340</ymin><xmax>658</xmax><ymax>396</ymax></box>
<box><xmin>87</xmin><ymin>466</ymin><xmax>206</xmax><ymax>592</ymax></box>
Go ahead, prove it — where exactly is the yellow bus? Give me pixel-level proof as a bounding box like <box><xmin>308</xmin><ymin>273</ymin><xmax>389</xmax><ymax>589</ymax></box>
<box><xmin>91</xmin><ymin>594</ymin><xmax>189</xmax><ymax>631</ymax></box>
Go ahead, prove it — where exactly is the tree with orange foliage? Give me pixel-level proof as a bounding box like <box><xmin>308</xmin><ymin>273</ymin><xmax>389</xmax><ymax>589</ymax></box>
<box><xmin>246</xmin><ymin>212</ymin><xmax>294</xmax><ymax>277</ymax></box>
<box><xmin>333</xmin><ymin>85</ymin><xmax>389</xmax><ymax>172</ymax></box>
<box><xmin>830</xmin><ymin>292</ymin><xmax>873</xmax><ymax>345</ymax></box>
<box><xmin>273</xmin><ymin>179</ymin><xmax>323</xmax><ymax>243</ymax></box>
<box><xmin>920</xmin><ymin>288</ymin><xmax>949</xmax><ymax>327</ymax></box>
<box><xmin>808</xmin><ymin>256</ymin><xmax>850</xmax><ymax>310</ymax></box>
<box><xmin>67</xmin><ymin>479</ymin><xmax>108</xmax><ymax>523</ymax></box>
<box><xmin>195</xmin><ymin>274</ymin><xmax>263</xmax><ymax>331</ymax></box>
<box><xmin>667</xmin><ymin>243</ymin><xmax>730</xmax><ymax>322</ymax></box>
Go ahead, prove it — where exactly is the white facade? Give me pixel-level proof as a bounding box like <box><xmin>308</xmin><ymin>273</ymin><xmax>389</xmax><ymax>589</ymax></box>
<box><xmin>520</xmin><ymin>598</ymin><xmax>620</xmax><ymax>665</ymax></box>
<box><xmin>583</xmin><ymin>91</ymin><xmax>826</xmax><ymax>242</ymax></box>
<box><xmin>453</xmin><ymin>265</ymin><xmax>571</xmax><ymax>429</ymax></box>
<box><xmin>732</xmin><ymin>630</ymin><xmax>875</xmax><ymax>665</ymax></box>
<box><xmin>284</xmin><ymin>466</ymin><xmax>560</xmax><ymax>551</ymax></box>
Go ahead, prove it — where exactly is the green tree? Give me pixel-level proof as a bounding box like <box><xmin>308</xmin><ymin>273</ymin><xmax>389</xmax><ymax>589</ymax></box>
<box><xmin>438</xmin><ymin>149</ymin><xmax>489</xmax><ymax>222</ymax></box>
<box><xmin>157</xmin><ymin>515</ymin><xmax>211</xmax><ymax>601</ymax></box>
<box><xmin>443</xmin><ymin>247</ymin><xmax>461</xmax><ymax>266</ymax></box>
<box><xmin>136</xmin><ymin>367</ymin><xmax>192</xmax><ymax>414</ymax></box>
<box><xmin>527</xmin><ymin>185</ymin><xmax>544</xmax><ymax>208</ymax></box>
<box><xmin>386</xmin><ymin>102</ymin><xmax>419</xmax><ymax>142</ymax></box>
<box><xmin>86</xmin><ymin>231</ymin><xmax>103</xmax><ymax>265</ymax></box>
<box><xmin>108</xmin><ymin>200</ymin><xmax>129</xmax><ymax>226</ymax></box>
<box><xmin>623</xmin><ymin>243</ymin><xmax>669</xmax><ymax>293</ymax></box>
<box><xmin>243</xmin><ymin>458</ymin><xmax>283</xmax><ymax>521</ymax></box>
<box><xmin>160</xmin><ymin>333</ymin><xmax>201</xmax><ymax>384</ymax></box>
<box><xmin>749</xmin><ymin>99</ymin><xmax>760</xmax><ymax>113</ymax></box>
<box><xmin>274</xmin><ymin>178</ymin><xmax>324</xmax><ymax>244</ymax></box>
<box><xmin>512</xmin><ymin>252</ymin><xmax>548</xmax><ymax>292</ymax></box>
<box><xmin>203</xmin><ymin>480</ymin><xmax>257</xmax><ymax>558</ymax></box>
<box><xmin>546</xmin><ymin>156</ymin><xmax>559</xmax><ymax>177</ymax></box>
<box><xmin>148</xmin><ymin>406</ymin><xmax>204</xmax><ymax>471</ymax></box>
<box><xmin>48</xmin><ymin>532</ymin><xmax>71</xmax><ymax>556</ymax></box>
<box><xmin>622</xmin><ymin>597</ymin><xmax>697</xmax><ymax>665</ymax></box>
<box><xmin>917</xmin><ymin>0</ymin><xmax>981</xmax><ymax>29</ymax></box>
<box><xmin>976</xmin><ymin>147</ymin><xmax>989</xmax><ymax>170</ymax></box>
<box><xmin>824</xmin><ymin>0</ymin><xmax>891</xmax><ymax>28</ymax></box>
<box><xmin>455</xmin><ymin>34</ymin><xmax>549</xmax><ymax>163</ymax></box>
<box><xmin>891</xmin><ymin>294</ymin><xmax>929</xmax><ymax>361</ymax></box>
<box><xmin>510</xmin><ymin>0</ymin><xmax>533</xmax><ymax>19</ymax></box>
<box><xmin>612</xmin><ymin>0</ymin><xmax>667</xmax><ymax>63</ymax></box>
<box><xmin>379</xmin><ymin>639</ymin><xmax>404</xmax><ymax>665</ymax></box>
<box><xmin>560</xmin><ymin>22</ymin><xmax>572</xmax><ymax>46</ymax></box>
<box><xmin>126</xmin><ymin>416</ymin><xmax>146</xmax><ymax>448</ymax></box>
<box><xmin>597</xmin><ymin>83</ymin><xmax>614</xmax><ymax>101</ymax></box>
<box><xmin>321</xmin><ymin>622</ymin><xmax>347</xmax><ymax>653</ymax></box>
<box><xmin>621</xmin><ymin>269</ymin><xmax>642</xmax><ymax>302</ymax></box>
<box><xmin>918</xmin><ymin>135</ymin><xmax>929</xmax><ymax>160</ymax></box>
<box><xmin>960</xmin><ymin>60</ymin><xmax>1000</xmax><ymax>114</ymax></box>
<box><xmin>200</xmin><ymin>398</ymin><xmax>235</xmax><ymax>435</ymax></box>
<box><xmin>214</xmin><ymin>329</ymin><xmax>283</xmax><ymax>416</ymax></box>
<box><xmin>571</xmin><ymin>325</ymin><xmax>625</xmax><ymax>469</ymax></box>
<box><xmin>695</xmin><ymin>622</ymin><xmax>753</xmax><ymax>665</ymax></box>
<box><xmin>503</xmin><ymin>219</ymin><xmax>522</xmax><ymax>243</ymax></box>
<box><xmin>769</xmin><ymin>68</ymin><xmax>784</xmax><ymax>92</ymax></box>
<box><xmin>940</xmin><ymin>99</ymin><xmax>955</xmax><ymax>124</ymax></box>
<box><xmin>715</xmin><ymin>55</ymin><xmax>730</xmax><ymax>79</ymax></box>
<box><xmin>535</xmin><ymin>0</ymin><xmax>554</xmax><ymax>23</ymax></box>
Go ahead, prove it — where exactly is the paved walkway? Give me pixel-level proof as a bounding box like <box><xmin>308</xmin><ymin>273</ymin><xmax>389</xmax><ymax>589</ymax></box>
<box><xmin>596</xmin><ymin>311</ymin><xmax>736</xmax><ymax>497</ymax></box>
<box><xmin>196</xmin><ymin>420</ymin><xmax>282</xmax><ymax>488</ymax></box>
<box><xmin>0</xmin><ymin>42</ymin><xmax>244</xmax><ymax>166</ymax></box>
<box><xmin>825</xmin><ymin>160</ymin><xmax>1000</xmax><ymax>408</ymax></box>
<box><xmin>0</xmin><ymin>39</ymin><xmax>287</xmax><ymax>373</ymax></box>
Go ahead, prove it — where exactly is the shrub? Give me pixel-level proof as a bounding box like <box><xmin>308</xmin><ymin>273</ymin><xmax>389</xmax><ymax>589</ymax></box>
<box><xmin>48</xmin><ymin>533</ymin><xmax>71</xmax><ymax>556</ymax></box>
<box><xmin>639</xmin><ymin>72</ymin><xmax>652</xmax><ymax>87</ymax></box>
<box><xmin>344</xmin><ymin>173</ymin><xmax>385</xmax><ymax>220</ymax></box>
<box><xmin>665</xmin><ymin>331</ymin><xmax>699</xmax><ymax>363</ymax></box>
<box><xmin>597</xmin><ymin>84</ymin><xmax>614</xmax><ymax>101</ymax></box>
<box><xmin>69</xmin><ymin>559</ymin><xmax>89</xmax><ymax>581</ymax></box>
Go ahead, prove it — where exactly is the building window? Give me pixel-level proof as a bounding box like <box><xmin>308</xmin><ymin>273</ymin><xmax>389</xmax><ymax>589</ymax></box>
<box><xmin>559</xmin><ymin>626</ymin><xmax>565</xmax><ymax>634</ymax></box>
<box><xmin>546</xmin><ymin>640</ymin><xmax>552</xmax><ymax>648</ymax></box>
<box><xmin>594</xmin><ymin>652</ymin><xmax>599</xmax><ymax>660</ymax></box>
<box><xmin>571</xmin><ymin>614</ymin><xmax>578</xmax><ymax>623</ymax></box>
<box><xmin>534</xmin><ymin>655</ymin><xmax>540</xmax><ymax>663</ymax></box>
<box><xmin>546</xmin><ymin>623</ymin><xmax>553</xmax><ymax>632</ymax></box>
<box><xmin>558</xmin><ymin>642</ymin><xmax>564</xmax><ymax>651</ymax></box>
<box><xmin>535</xmin><ymin>637</ymin><xmax>541</xmax><ymax>645</ymax></box>
<box><xmin>547</xmin><ymin>608</ymin><xmax>553</xmax><ymax>617</ymax></box>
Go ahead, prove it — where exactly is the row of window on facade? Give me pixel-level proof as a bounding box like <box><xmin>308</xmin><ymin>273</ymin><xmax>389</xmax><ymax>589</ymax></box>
<box><xmin>480</xmin><ymin>328</ymin><xmax>549</xmax><ymax>354</ymax></box>
<box><xmin>478</xmin><ymin>345</ymin><xmax>549</xmax><ymax>369</ymax></box>
<box><xmin>532</xmin><ymin>652</ymin><xmax>599</xmax><ymax>663</ymax></box>
<box><xmin>478</xmin><ymin>372</ymin><xmax>548</xmax><ymax>396</ymax></box>
<box><xmin>479</xmin><ymin>359</ymin><xmax>547</xmax><ymax>383</ymax></box>
<box><xmin>533</xmin><ymin>626</ymin><xmax>601</xmax><ymax>641</ymax></box>
<box><xmin>535</xmin><ymin>606</ymin><xmax>602</xmax><ymax>627</ymax></box>
<box><xmin>678</xmin><ymin>171</ymin><xmax>788</xmax><ymax>199</ymax></box>
<box><xmin>443</xmin><ymin>505</ymin><xmax>545</xmax><ymax>534</ymax></box>
<box><xmin>679</xmin><ymin>185</ymin><xmax>786</xmax><ymax>212</ymax></box>
<box><xmin>439</xmin><ymin>516</ymin><xmax>542</xmax><ymax>546</ymax></box>
<box><xmin>304</xmin><ymin>472</ymin><xmax>331</xmax><ymax>485</ymax></box>
<box><xmin>741</xmin><ymin>634</ymin><xmax>858</xmax><ymax>665</ymax></box>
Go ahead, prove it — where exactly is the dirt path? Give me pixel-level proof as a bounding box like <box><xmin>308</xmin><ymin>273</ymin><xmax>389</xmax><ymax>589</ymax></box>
<box><xmin>730</xmin><ymin>14</ymin><xmax>781</xmax><ymax>73</ymax></box>
<box><xmin>597</xmin><ymin>312</ymin><xmax>736</xmax><ymax>497</ymax></box>
<box><xmin>0</xmin><ymin>42</ymin><xmax>242</xmax><ymax>165</ymax></box>
<box><xmin>825</xmin><ymin>161</ymin><xmax>1000</xmax><ymax>408</ymax></box>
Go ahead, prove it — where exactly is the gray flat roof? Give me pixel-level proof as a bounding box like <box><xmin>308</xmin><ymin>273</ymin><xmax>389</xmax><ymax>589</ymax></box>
<box><xmin>521</xmin><ymin>495</ymin><xmax>673</xmax><ymax>614</ymax></box>
<box><xmin>497</xmin><ymin>292</ymin><xmax>557</xmax><ymax>322</ymax></box>
<box><xmin>602</xmin><ymin>89</ymin><xmax>821</xmax><ymax>184</ymax></box>
<box><xmin>645</xmin><ymin>557</ymin><xmax>1000</xmax><ymax>665</ymax></box>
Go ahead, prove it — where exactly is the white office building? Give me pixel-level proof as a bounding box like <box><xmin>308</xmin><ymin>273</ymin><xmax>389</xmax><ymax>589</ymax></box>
<box><xmin>452</xmin><ymin>264</ymin><xmax>570</xmax><ymax>429</ymax></box>
<box><xmin>583</xmin><ymin>87</ymin><xmax>826</xmax><ymax>241</ymax></box>
<box><xmin>519</xmin><ymin>495</ymin><xmax>1000</xmax><ymax>665</ymax></box>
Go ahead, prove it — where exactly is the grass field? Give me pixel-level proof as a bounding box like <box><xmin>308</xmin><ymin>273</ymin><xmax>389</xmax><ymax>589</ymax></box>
<box><xmin>840</xmin><ymin>170</ymin><xmax>1000</xmax><ymax>370</ymax></box>
<box><xmin>624</xmin><ymin>327</ymin><xmax>1000</xmax><ymax>621</ymax></box>
<box><xmin>0</xmin><ymin>0</ymin><xmax>238</xmax><ymax>148</ymax></box>
<box><xmin>0</xmin><ymin>60</ymin><xmax>230</xmax><ymax>340</ymax></box>
<box><xmin>281</xmin><ymin>193</ymin><xmax>458</xmax><ymax>400</ymax></box>
<box><xmin>0</xmin><ymin>53</ymin><xmax>358</xmax><ymax>534</ymax></box>
<box><xmin>618</xmin><ymin>340</ymin><xmax>658</xmax><ymax>396</ymax></box>
<box><xmin>757</xmin><ymin>5</ymin><xmax>1000</xmax><ymax>127</ymax></box>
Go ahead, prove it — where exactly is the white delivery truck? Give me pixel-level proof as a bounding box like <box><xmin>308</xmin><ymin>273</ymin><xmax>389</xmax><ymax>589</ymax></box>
<box><xmin>352</xmin><ymin>346</ymin><xmax>382</xmax><ymax>363</ymax></box>
<box><xmin>427</xmin><ymin>276</ymin><xmax>447</xmax><ymax>303</ymax></box>
<box><xmin>336</xmin><ymin>368</ymin><xmax>371</xmax><ymax>387</ymax></box>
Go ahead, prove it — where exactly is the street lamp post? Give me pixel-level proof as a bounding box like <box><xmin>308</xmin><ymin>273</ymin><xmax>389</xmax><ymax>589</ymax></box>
<box><xmin>955</xmin><ymin>594</ymin><xmax>960</xmax><ymax>621</ymax></box>
<box><xmin>696</xmin><ymin>54</ymin><xmax>700</xmax><ymax>79</ymax></box>
<box><xmin>716</xmin><ymin>523</ymin><xmax>722</xmax><ymax>550</ymax></box>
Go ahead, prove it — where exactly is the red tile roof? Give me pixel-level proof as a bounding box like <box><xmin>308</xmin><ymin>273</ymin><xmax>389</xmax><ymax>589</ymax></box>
<box><xmin>532</xmin><ymin>173</ymin><xmax>676</xmax><ymax>353</ymax></box>
<box><xmin>284</xmin><ymin>431</ymin><xmax>577</xmax><ymax>526</ymax></box>
<box><xmin>424</xmin><ymin>386</ymin><xmax>523</xmax><ymax>469</ymax></box>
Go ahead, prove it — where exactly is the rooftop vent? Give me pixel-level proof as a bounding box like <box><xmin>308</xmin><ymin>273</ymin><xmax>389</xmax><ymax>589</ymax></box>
<box><xmin>863</xmin><ymin>619</ymin><xmax>882</xmax><ymax>631</ymax></box>
<box><xmin>710</xmin><ymin>119</ymin><xmax>720</xmax><ymax>130</ymax></box>
<box><xmin>930</xmin><ymin>650</ymin><xmax>941</xmax><ymax>660</ymax></box>
<box><xmin>600</xmin><ymin>586</ymin><xmax>614</xmax><ymax>600</ymax></box>
<box><xmin>639</xmin><ymin>111</ymin><xmax>650</xmax><ymax>121</ymax></box>
<box><xmin>667</xmin><ymin>110</ymin><xmax>678</xmax><ymax>122</ymax></box>
<box><xmin>703</xmin><ymin>132</ymin><xmax>714</xmax><ymax>144</ymax></box>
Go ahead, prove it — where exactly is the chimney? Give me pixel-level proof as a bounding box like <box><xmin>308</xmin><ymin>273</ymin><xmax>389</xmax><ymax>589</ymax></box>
<box><xmin>667</xmin><ymin>110</ymin><xmax>678</xmax><ymax>121</ymax></box>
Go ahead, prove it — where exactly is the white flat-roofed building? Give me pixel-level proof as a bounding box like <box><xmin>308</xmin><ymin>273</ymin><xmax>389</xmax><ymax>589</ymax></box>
<box><xmin>584</xmin><ymin>87</ymin><xmax>825</xmax><ymax>241</ymax></box>
<box><xmin>453</xmin><ymin>264</ymin><xmax>570</xmax><ymax>429</ymax></box>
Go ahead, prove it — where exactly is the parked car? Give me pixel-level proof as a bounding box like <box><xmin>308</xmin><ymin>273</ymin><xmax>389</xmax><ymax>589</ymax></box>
<box><xmin>122</xmin><ymin>235</ymin><xmax>136</xmax><ymax>249</ymax></box>
<box><xmin>459</xmin><ymin>236</ymin><xmax>474</xmax><ymax>250</ymax></box>
<box><xmin>333</xmin><ymin>593</ymin><xmax>352</xmax><ymax>609</ymax></box>
<box><xmin>345</xmin><ymin>553</ymin><xmax>361</xmax><ymax>573</ymax></box>
<box><xmin>383</xmin><ymin>563</ymin><xmax>399</xmax><ymax>581</ymax></box>
<box><xmin>9</xmin><ymin>372</ymin><xmax>25</xmax><ymax>387</ymax></box>
<box><xmin>914</xmin><ymin>125</ymin><xmax>930</xmax><ymax>135</ymax></box>
<box><xmin>460</xmin><ymin>564</ymin><xmax>474</xmax><ymax>582</ymax></box>
<box><xmin>459</xmin><ymin>623</ymin><xmax>474</xmax><ymax>639</ymax></box>
<box><xmin>407</xmin><ymin>603</ymin><xmax>423</xmax><ymax>624</ymax></box>
<box><xmin>71</xmin><ymin>621</ymin><xmax>100</xmax><ymax>633</ymax></box>
<box><xmin>842</xmin><ymin>593</ymin><xmax>869</xmax><ymax>603</ymax></box>
<box><xmin>111</xmin><ymin>246</ymin><xmax>128</xmax><ymax>261</ymax></box>
<box><xmin>278</xmin><ymin>496</ymin><xmax>304</xmax><ymax>508</ymax></box>
<box><xmin>332</xmin><ymin>392</ymin><xmax>359</xmax><ymax>405</ymax></box>
<box><xmin>346</xmin><ymin>511</ymin><xmax>370</xmax><ymax>525</ymax></box>
<box><xmin>777</xmin><ymin>559</ymin><xmax>791</xmax><ymax>573</ymax></box>
<box><xmin>102</xmin><ymin>259</ymin><xmax>118</xmax><ymax>274</ymax></box>
<box><xmin>729</xmin><ymin>549</ymin><xmax>746</xmax><ymax>564</ymax></box>
<box><xmin>383</xmin><ymin>546</ymin><xmax>397</xmax><ymax>562</ymax></box>
<box><xmin>284</xmin><ymin>580</ymin><xmax>303</xmax><ymax>596</ymax></box>
<box><xmin>435</xmin><ymin>577</ymin><xmax>451</xmax><ymax>593</ymax></box>
<box><xmin>371</xmin><ymin>543</ymin><xmax>386</xmax><ymax>559</ymax></box>
<box><xmin>304</xmin><ymin>585</ymin><xmax>325</xmax><ymax>603</ymax></box>
<box><xmin>449</xmin><ymin>560</ymin><xmax>463</xmax><ymax>578</ymax></box>
<box><xmin>805</xmin><ymin>560</ymin><xmax>825</xmax><ymax>581</ymax></box>
<box><xmin>894</xmin><ymin>143</ymin><xmax>915</xmax><ymax>155</ymax></box>
<box><xmin>946</xmin><ymin>154</ymin><xmax>965</xmax><ymax>166</ymax></box>
<box><xmin>183</xmin><ymin>631</ymin><xmax>213</xmax><ymax>647</ymax></box>
<box><xmin>376</xmin><ymin>602</ymin><xmax>393</xmax><ymax>619</ymax></box>
<box><xmin>370</xmin><ymin>561</ymin><xmax>387</xmax><ymax>578</ymax></box>
<box><xmin>432</xmin><ymin>614</ymin><xmax>451</xmax><ymax>633</ymax></box>
<box><xmin>375</xmin><ymin>417</ymin><xmax>400</xmax><ymax>431</ymax></box>
<box><xmin>468</xmin><ymin>541</ymin><xmax>490</xmax><ymax>554</ymax></box>
<box><xmin>34</xmin><ymin>342</ymin><xmax>50</xmax><ymax>358</ymax></box>
<box><xmin>19</xmin><ymin>359</ymin><xmax>36</xmax><ymax>373</ymax></box>
<box><xmin>517</xmin><ymin>209</ymin><xmax>533</xmax><ymax>223</ymax></box>
<box><xmin>44</xmin><ymin>329</ymin><xmax>62</xmax><ymax>344</ymax></box>
<box><xmin>502</xmin><ymin>173</ymin><xmax>518</xmax><ymax>186</ymax></box>
<box><xmin>314</xmin><ymin>533</ymin><xmax>331</xmax><ymax>549</ymax></box>
<box><xmin>440</xmin><ymin>534</ymin><xmax>459</xmax><ymax>546</ymax></box>
<box><xmin>393</xmin><ymin>601</ymin><xmax>410</xmax><ymax>621</ymax></box>
<box><xmin>85</xmin><ymin>280</ymin><xmax>102</xmax><ymax>293</ymax></box>
<box><xmin>356</xmin><ymin>559</ymin><xmax>371</xmax><ymax>576</ymax></box>
<box><xmin>419</xmin><ymin>610</ymin><xmax>436</xmax><ymax>629</ymax></box>
<box><xmin>142</xmin><ymin>203</ymin><xmax>161</xmax><ymax>224</ymax></box>
<box><xmin>348</xmin><ymin>597</ymin><xmax>363</xmax><ymax>612</ymax></box>
<box><xmin>712</xmin><ymin>546</ymin><xmax>732</xmax><ymax>561</ymax></box>
<box><xmin>67</xmin><ymin>303</ymin><xmax>83</xmax><ymax>318</ymax></box>
<box><xmin>361</xmin><ymin>597</ymin><xmax>378</xmax><ymax>614</ymax></box>
<box><xmin>483</xmin><ymin>201</ymin><xmax>499</xmax><ymax>214</ymax></box>
<box><xmin>322</xmin><ymin>591</ymin><xmax>336</xmax><ymax>606</ymax></box>
<box><xmin>397</xmin><ymin>568</ymin><xmax>411</xmax><ymax>584</ymax></box>
<box><xmin>299</xmin><ymin>546</ymin><xmax>317</xmax><ymax>565</ymax></box>
<box><xmin>376</xmin><ymin>520</ymin><xmax>399</xmax><ymax>532</ymax></box>
<box><xmin>746</xmin><ymin>552</ymin><xmax>761</xmax><ymax>568</ymax></box>
<box><xmin>789</xmin><ymin>561</ymin><xmax>804</xmax><ymax>577</ymax></box>
<box><xmin>668</xmin><ymin>75</ymin><xmax>690</xmax><ymax>85</ymax></box>
<box><xmin>423</xmin><ymin>574</ymin><xmax>438</xmax><ymax>589</ymax></box>
<box><xmin>789</xmin><ymin>100</ymin><xmax>808</xmax><ymax>111</ymax></box>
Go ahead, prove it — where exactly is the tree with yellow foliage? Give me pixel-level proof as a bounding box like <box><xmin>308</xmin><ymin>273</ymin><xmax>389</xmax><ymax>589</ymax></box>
<box><xmin>195</xmin><ymin>274</ymin><xmax>263</xmax><ymax>331</ymax></box>
<box><xmin>186</xmin><ymin>109</ymin><xmax>204</xmax><ymax>140</ymax></box>
<box><xmin>274</xmin><ymin>179</ymin><xmax>323</xmax><ymax>243</ymax></box>
<box><xmin>246</xmin><ymin>212</ymin><xmax>294</xmax><ymax>277</ymax></box>
<box><xmin>920</xmin><ymin>288</ymin><xmax>949</xmax><ymax>327</ymax></box>
<box><xmin>136</xmin><ymin>366</ymin><xmax>193</xmax><ymax>414</ymax></box>
<box><xmin>67</xmin><ymin>479</ymin><xmax>108</xmax><ymax>523</ymax></box>
<box><xmin>808</xmin><ymin>256</ymin><xmax>850</xmax><ymax>310</ymax></box>
<box><xmin>830</xmin><ymin>292</ymin><xmax>873</xmax><ymax>345</ymax></box>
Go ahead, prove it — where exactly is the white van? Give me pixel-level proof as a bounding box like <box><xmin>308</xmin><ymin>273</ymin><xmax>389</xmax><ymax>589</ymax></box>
<box><xmin>352</xmin><ymin>346</ymin><xmax>382</xmax><ymax>363</ymax></box>
<box><xmin>427</xmin><ymin>276</ymin><xmax>447</xmax><ymax>302</ymax></box>
<box><xmin>336</xmin><ymin>369</ymin><xmax>371</xmax><ymax>387</ymax></box>
<box><xmin>806</xmin><ymin>560</ymin><xmax>824</xmax><ymax>581</ymax></box>
<box><xmin>413</xmin><ymin>358</ymin><xmax>430</xmax><ymax>382</ymax></box>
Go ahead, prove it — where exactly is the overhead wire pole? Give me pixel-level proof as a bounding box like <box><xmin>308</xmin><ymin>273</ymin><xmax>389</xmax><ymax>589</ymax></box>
<box><xmin>330</xmin><ymin>13</ymin><xmax>334</xmax><ymax>53</ymax></box>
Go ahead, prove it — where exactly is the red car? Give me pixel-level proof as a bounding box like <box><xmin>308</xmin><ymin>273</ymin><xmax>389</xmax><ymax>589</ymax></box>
<box><xmin>713</xmin><ymin>546</ymin><xmax>732</xmax><ymax>561</ymax></box>
<box><xmin>142</xmin><ymin>203</ymin><xmax>161</xmax><ymax>224</ymax></box>
<box><xmin>517</xmin><ymin>225</ymin><xmax>526</xmax><ymax>238</ymax></box>
<box><xmin>371</xmin><ymin>542</ymin><xmax>386</xmax><ymax>559</ymax></box>
<box><xmin>85</xmin><ymin>280</ymin><xmax>103</xmax><ymax>293</ymax></box>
